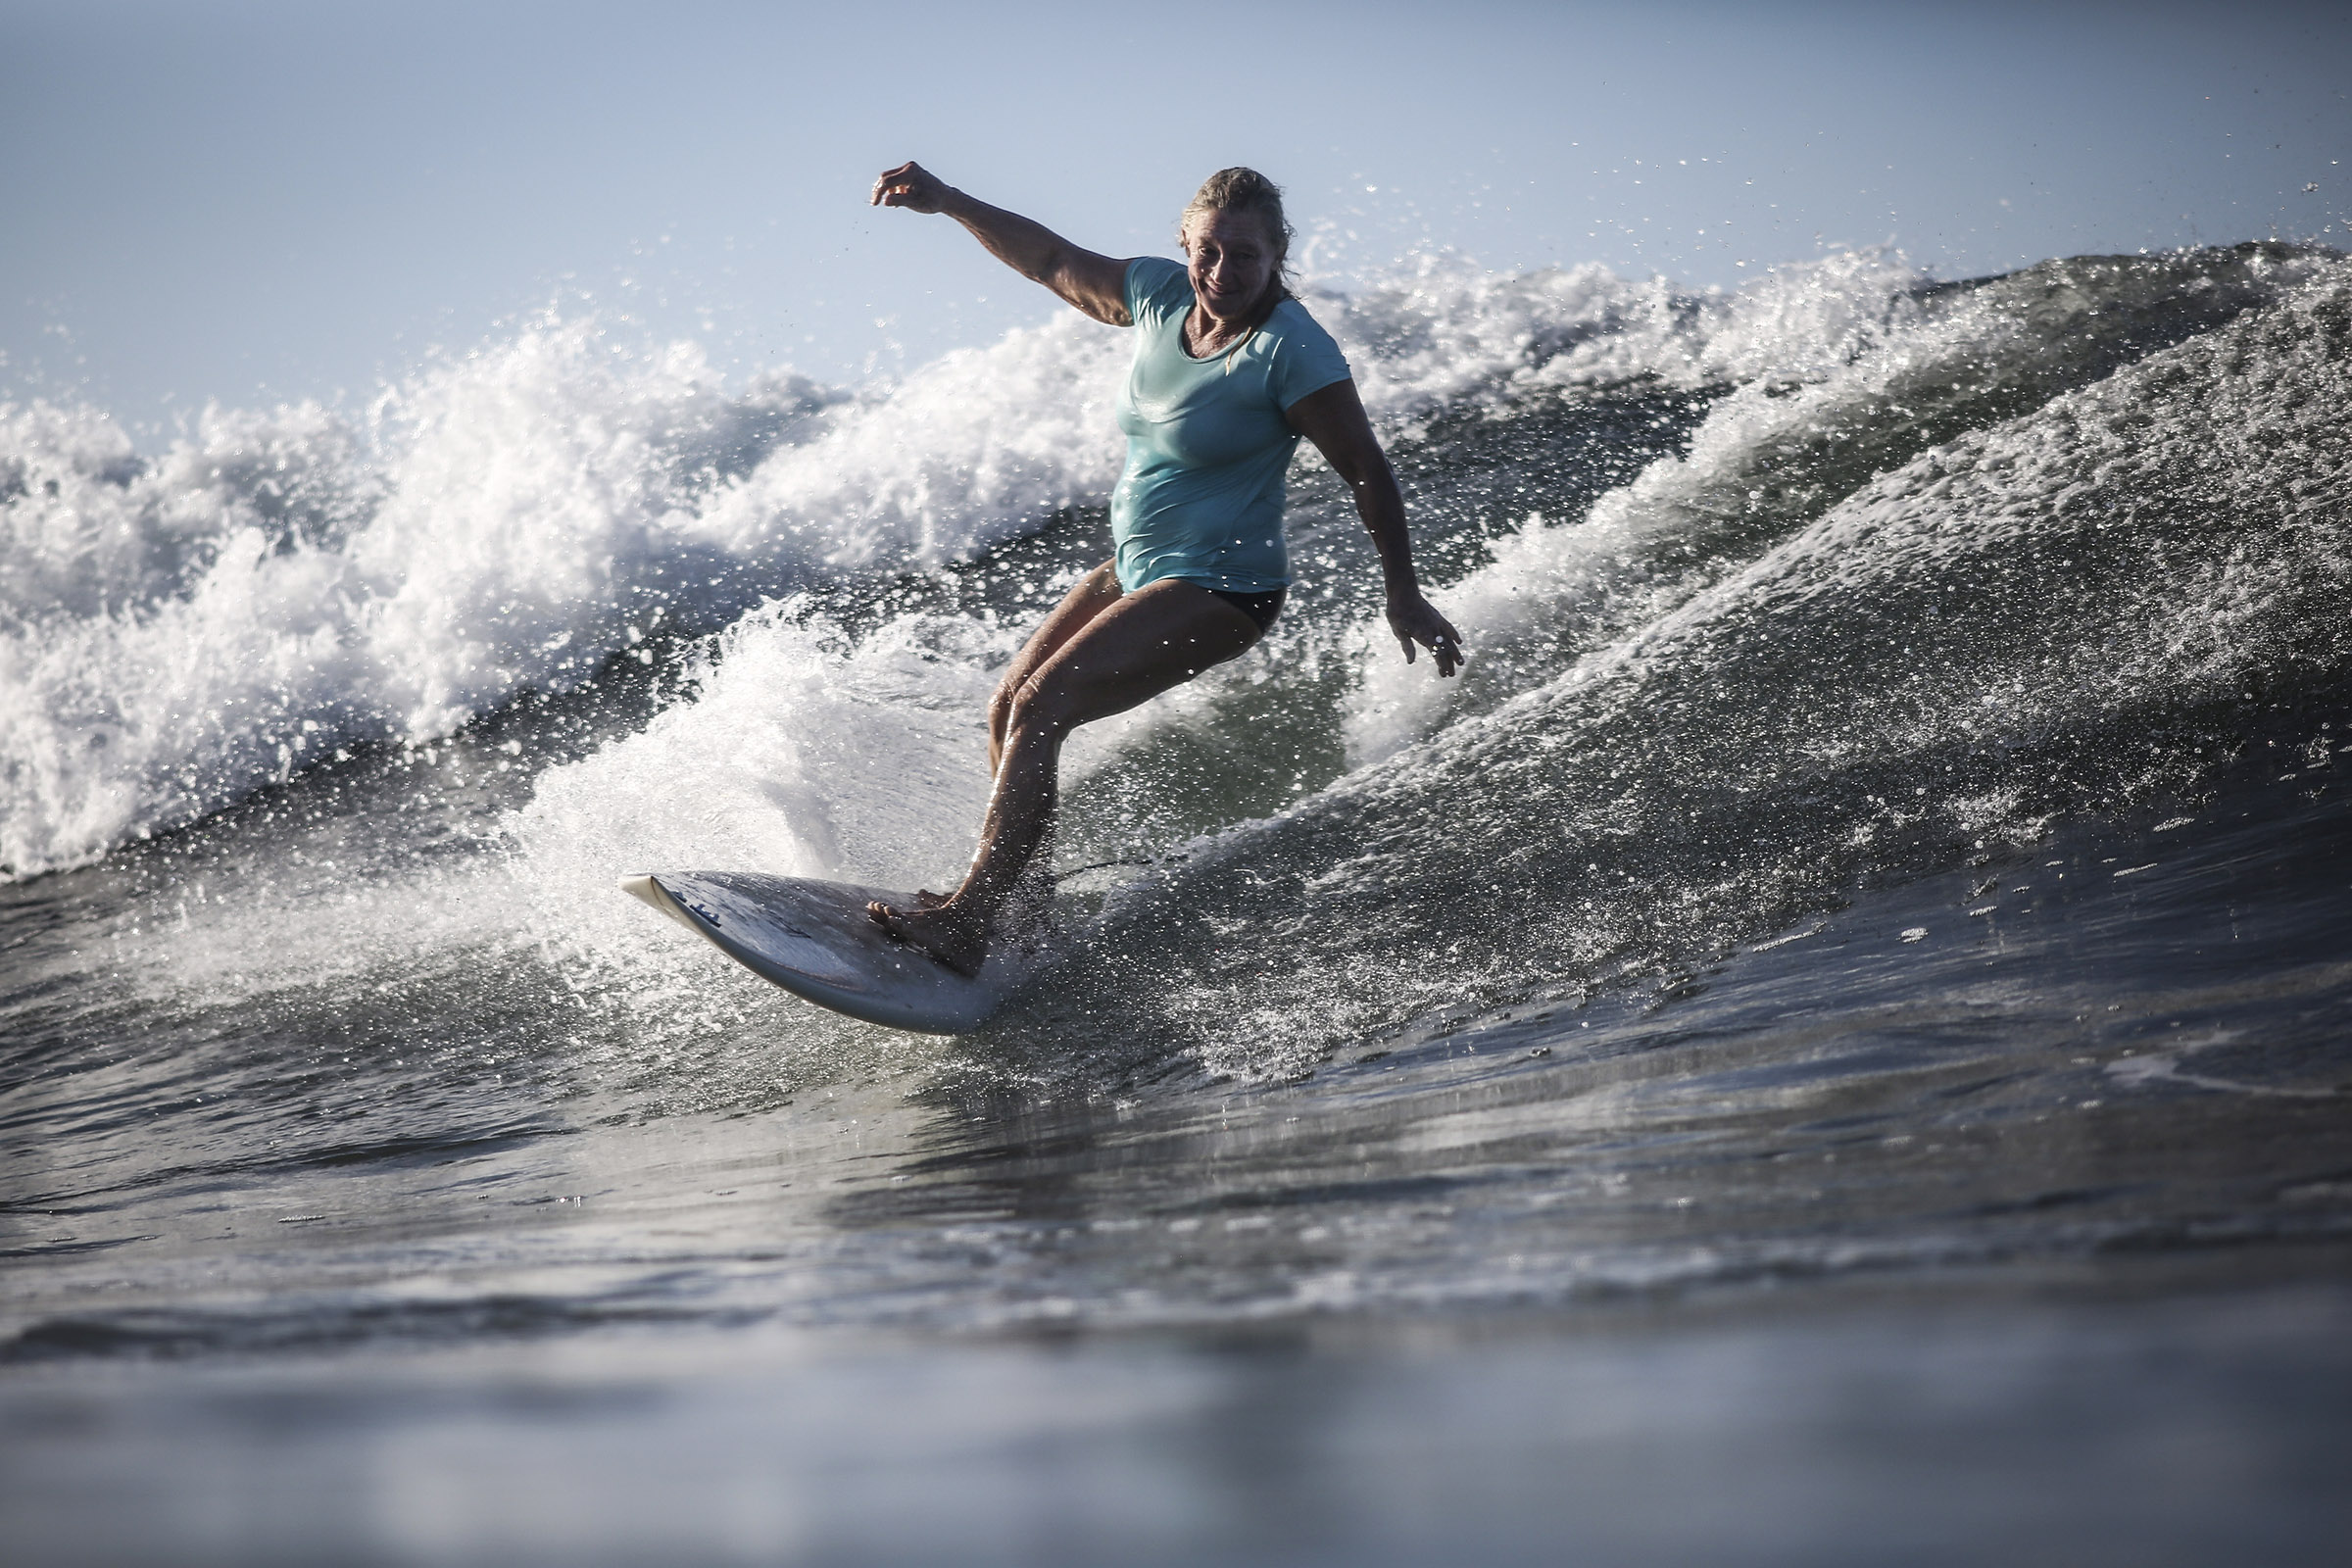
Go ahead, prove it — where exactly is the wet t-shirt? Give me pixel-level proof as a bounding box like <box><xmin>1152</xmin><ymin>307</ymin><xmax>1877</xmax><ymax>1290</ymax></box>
<box><xmin>1111</xmin><ymin>256</ymin><xmax>1352</xmax><ymax>594</ymax></box>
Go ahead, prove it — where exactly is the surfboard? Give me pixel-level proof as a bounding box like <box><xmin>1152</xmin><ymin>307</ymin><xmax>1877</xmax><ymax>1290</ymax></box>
<box><xmin>618</xmin><ymin>870</ymin><xmax>1038</xmax><ymax>1034</ymax></box>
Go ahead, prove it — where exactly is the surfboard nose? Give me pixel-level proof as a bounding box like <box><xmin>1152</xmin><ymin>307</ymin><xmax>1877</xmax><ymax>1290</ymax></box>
<box><xmin>618</xmin><ymin>874</ymin><xmax>697</xmax><ymax>932</ymax></box>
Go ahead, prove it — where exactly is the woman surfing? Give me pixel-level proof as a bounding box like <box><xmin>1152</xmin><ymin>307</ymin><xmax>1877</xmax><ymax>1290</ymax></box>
<box><xmin>865</xmin><ymin>161</ymin><xmax>1463</xmax><ymax>975</ymax></box>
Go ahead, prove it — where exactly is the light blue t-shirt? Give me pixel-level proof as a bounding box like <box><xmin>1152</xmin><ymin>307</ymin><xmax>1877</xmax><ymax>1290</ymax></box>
<box><xmin>1111</xmin><ymin>256</ymin><xmax>1352</xmax><ymax>594</ymax></box>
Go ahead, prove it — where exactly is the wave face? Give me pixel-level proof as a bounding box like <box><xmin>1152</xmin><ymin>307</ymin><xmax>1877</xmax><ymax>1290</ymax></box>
<box><xmin>5</xmin><ymin>244</ymin><xmax>2346</xmax><ymax>1102</ymax></box>
<box><xmin>1083</xmin><ymin>254</ymin><xmax>2352</xmax><ymax>1079</ymax></box>
<box><xmin>485</xmin><ymin>242</ymin><xmax>2348</xmax><ymax>1091</ymax></box>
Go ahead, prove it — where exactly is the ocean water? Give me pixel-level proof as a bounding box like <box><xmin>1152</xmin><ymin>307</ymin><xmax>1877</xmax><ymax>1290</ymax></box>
<box><xmin>4</xmin><ymin>243</ymin><xmax>2349</xmax><ymax>1564</ymax></box>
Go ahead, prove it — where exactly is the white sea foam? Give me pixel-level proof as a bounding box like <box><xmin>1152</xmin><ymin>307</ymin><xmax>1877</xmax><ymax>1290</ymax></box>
<box><xmin>1320</xmin><ymin>246</ymin><xmax>1931</xmax><ymax>430</ymax></box>
<box><xmin>505</xmin><ymin>603</ymin><xmax>1006</xmax><ymax>992</ymax></box>
<box><xmin>0</xmin><ymin>249</ymin><xmax>2210</xmax><ymax>879</ymax></box>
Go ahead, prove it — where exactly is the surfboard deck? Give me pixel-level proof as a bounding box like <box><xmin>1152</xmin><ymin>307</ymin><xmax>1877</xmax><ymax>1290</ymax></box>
<box><xmin>618</xmin><ymin>870</ymin><xmax>1038</xmax><ymax>1035</ymax></box>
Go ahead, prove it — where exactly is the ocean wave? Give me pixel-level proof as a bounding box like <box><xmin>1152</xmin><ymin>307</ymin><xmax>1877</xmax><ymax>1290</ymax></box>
<box><xmin>1079</xmin><ymin>256</ymin><xmax>2352</xmax><ymax>1080</ymax></box>
<box><xmin>2</xmin><ymin>246</ymin><xmax>2331</xmax><ymax>882</ymax></box>
<box><xmin>1346</xmin><ymin>244</ymin><xmax>2332</xmax><ymax>760</ymax></box>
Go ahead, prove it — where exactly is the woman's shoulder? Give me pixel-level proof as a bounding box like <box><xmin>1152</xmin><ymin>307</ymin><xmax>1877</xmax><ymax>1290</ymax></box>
<box><xmin>1265</xmin><ymin>292</ymin><xmax>1338</xmax><ymax>345</ymax></box>
<box><xmin>1125</xmin><ymin>257</ymin><xmax>1193</xmax><ymax>323</ymax></box>
<box><xmin>1262</xmin><ymin>295</ymin><xmax>1348</xmax><ymax>366</ymax></box>
<box><xmin>1256</xmin><ymin>294</ymin><xmax>1351</xmax><ymax>405</ymax></box>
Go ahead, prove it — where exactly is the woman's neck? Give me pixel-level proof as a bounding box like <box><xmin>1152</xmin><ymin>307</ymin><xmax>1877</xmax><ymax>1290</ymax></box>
<box><xmin>1185</xmin><ymin>286</ymin><xmax>1282</xmax><ymax>358</ymax></box>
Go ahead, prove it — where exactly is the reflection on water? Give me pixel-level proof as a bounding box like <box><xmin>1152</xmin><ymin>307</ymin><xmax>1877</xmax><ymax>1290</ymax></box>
<box><xmin>6</xmin><ymin>1283</ymin><xmax>2349</xmax><ymax>1566</ymax></box>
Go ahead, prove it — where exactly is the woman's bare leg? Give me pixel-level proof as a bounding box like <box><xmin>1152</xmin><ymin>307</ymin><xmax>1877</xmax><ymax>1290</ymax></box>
<box><xmin>898</xmin><ymin>564</ymin><xmax>1125</xmax><ymax>909</ymax></box>
<box><xmin>870</xmin><ymin>577</ymin><xmax>1263</xmax><ymax>974</ymax></box>
<box><xmin>986</xmin><ymin>563</ymin><xmax>1126</xmax><ymax>776</ymax></box>
<box><xmin>896</xmin><ymin>564</ymin><xmax>1123</xmax><ymax>909</ymax></box>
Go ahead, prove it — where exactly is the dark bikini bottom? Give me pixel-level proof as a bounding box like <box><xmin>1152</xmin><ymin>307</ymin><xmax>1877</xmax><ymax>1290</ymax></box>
<box><xmin>1204</xmin><ymin>585</ymin><xmax>1287</xmax><ymax>633</ymax></box>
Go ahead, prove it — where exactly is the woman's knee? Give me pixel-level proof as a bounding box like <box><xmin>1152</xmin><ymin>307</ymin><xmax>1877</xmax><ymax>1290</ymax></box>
<box><xmin>1004</xmin><ymin>672</ymin><xmax>1076</xmax><ymax>738</ymax></box>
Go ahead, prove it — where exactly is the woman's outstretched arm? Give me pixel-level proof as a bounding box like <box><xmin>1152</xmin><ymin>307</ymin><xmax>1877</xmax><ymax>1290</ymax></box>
<box><xmin>871</xmin><ymin>161</ymin><xmax>1132</xmax><ymax>325</ymax></box>
<box><xmin>1287</xmin><ymin>378</ymin><xmax>1464</xmax><ymax>676</ymax></box>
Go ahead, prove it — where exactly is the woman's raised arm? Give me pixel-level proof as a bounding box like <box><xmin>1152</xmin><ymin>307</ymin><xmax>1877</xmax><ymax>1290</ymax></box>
<box><xmin>871</xmin><ymin>162</ymin><xmax>1132</xmax><ymax>326</ymax></box>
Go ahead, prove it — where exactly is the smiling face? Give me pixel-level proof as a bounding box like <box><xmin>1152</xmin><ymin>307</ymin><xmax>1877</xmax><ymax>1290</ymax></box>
<box><xmin>1182</xmin><ymin>208</ymin><xmax>1282</xmax><ymax>323</ymax></box>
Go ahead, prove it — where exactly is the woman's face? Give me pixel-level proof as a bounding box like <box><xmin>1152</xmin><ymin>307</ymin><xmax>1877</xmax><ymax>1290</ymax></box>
<box><xmin>1183</xmin><ymin>209</ymin><xmax>1280</xmax><ymax>320</ymax></box>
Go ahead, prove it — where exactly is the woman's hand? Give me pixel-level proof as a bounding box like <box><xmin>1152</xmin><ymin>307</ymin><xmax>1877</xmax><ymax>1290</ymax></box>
<box><xmin>872</xmin><ymin>161</ymin><xmax>953</xmax><ymax>213</ymax></box>
<box><xmin>1387</xmin><ymin>592</ymin><xmax>1464</xmax><ymax>677</ymax></box>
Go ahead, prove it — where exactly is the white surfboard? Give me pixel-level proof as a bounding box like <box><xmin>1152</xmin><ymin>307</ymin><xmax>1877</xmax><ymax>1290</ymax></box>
<box><xmin>618</xmin><ymin>870</ymin><xmax>1040</xmax><ymax>1034</ymax></box>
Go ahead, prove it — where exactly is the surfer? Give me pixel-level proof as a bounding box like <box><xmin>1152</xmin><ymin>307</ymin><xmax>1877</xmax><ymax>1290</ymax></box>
<box><xmin>865</xmin><ymin>161</ymin><xmax>1463</xmax><ymax>975</ymax></box>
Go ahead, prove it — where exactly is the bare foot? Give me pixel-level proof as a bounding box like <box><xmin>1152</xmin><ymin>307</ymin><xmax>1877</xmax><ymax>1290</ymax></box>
<box><xmin>867</xmin><ymin>899</ymin><xmax>990</xmax><ymax>977</ymax></box>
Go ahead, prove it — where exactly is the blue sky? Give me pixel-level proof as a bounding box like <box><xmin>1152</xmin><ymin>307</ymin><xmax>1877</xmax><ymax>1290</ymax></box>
<box><xmin>3</xmin><ymin>0</ymin><xmax>2345</xmax><ymax>431</ymax></box>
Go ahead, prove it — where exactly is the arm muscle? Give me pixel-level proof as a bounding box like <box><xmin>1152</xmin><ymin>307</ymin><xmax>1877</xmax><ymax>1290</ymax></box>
<box><xmin>872</xmin><ymin>163</ymin><xmax>1130</xmax><ymax>324</ymax></box>
<box><xmin>941</xmin><ymin>189</ymin><xmax>1133</xmax><ymax>324</ymax></box>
